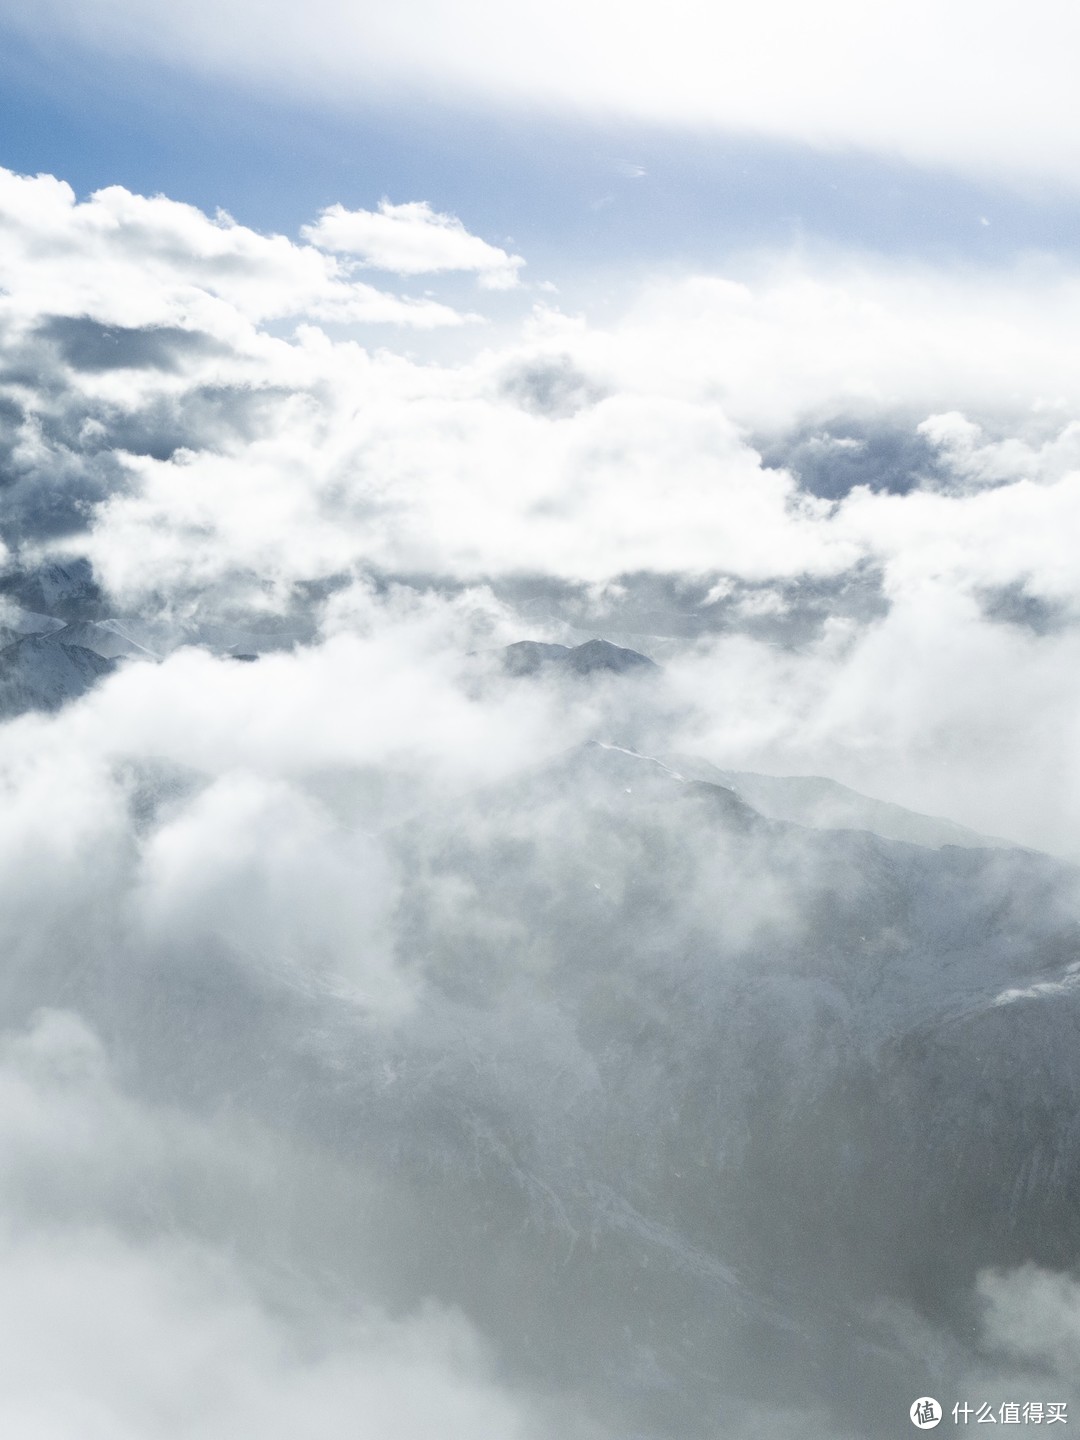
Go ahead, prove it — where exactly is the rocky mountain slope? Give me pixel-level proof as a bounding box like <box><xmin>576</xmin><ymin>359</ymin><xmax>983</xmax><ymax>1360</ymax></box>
<box><xmin>42</xmin><ymin>731</ymin><xmax>1080</xmax><ymax>1437</ymax></box>
<box><xmin>0</xmin><ymin>632</ymin><xmax>117</xmax><ymax>716</ymax></box>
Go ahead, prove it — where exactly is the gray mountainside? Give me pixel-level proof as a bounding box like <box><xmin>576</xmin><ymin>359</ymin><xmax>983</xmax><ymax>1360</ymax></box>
<box><xmin>670</xmin><ymin>755</ymin><xmax>1012</xmax><ymax>849</ymax></box>
<box><xmin>366</xmin><ymin>752</ymin><xmax>1080</xmax><ymax>1434</ymax></box>
<box><xmin>503</xmin><ymin>637</ymin><xmax>659</xmax><ymax>677</ymax></box>
<box><xmin>0</xmin><ymin>559</ymin><xmax>130</xmax><ymax>716</ymax></box>
<box><xmin>0</xmin><ymin>557</ymin><xmax>274</xmax><ymax>715</ymax></box>
<box><xmin>2</xmin><ymin>588</ymin><xmax>1078</xmax><ymax>1433</ymax></box>
<box><xmin>0</xmin><ymin>633</ymin><xmax>116</xmax><ymax>715</ymax></box>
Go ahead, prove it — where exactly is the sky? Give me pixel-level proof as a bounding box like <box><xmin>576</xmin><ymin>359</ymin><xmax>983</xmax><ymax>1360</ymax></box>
<box><xmin>3</xmin><ymin>2</ymin><xmax>1080</xmax><ymax>1437</ymax></box>
<box><xmin>4</xmin><ymin>8</ymin><xmax>1080</xmax><ymax>288</ymax></box>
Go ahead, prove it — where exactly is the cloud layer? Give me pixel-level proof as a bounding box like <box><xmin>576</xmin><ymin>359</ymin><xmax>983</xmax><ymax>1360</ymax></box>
<box><xmin>2</xmin><ymin>165</ymin><xmax>1080</xmax><ymax>846</ymax></box>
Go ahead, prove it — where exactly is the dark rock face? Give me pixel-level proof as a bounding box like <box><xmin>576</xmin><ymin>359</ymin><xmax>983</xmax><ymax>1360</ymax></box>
<box><xmin>564</xmin><ymin>638</ymin><xmax>657</xmax><ymax>674</ymax></box>
<box><xmin>503</xmin><ymin>637</ymin><xmax>657</xmax><ymax>677</ymax></box>
<box><xmin>0</xmin><ymin>556</ymin><xmax>106</xmax><ymax>621</ymax></box>
<box><xmin>0</xmin><ymin>633</ymin><xmax>116</xmax><ymax>716</ymax></box>
<box><xmin>502</xmin><ymin>639</ymin><xmax>573</xmax><ymax>675</ymax></box>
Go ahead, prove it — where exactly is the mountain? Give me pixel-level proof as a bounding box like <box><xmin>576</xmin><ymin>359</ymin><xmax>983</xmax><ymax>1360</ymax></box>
<box><xmin>669</xmin><ymin>754</ymin><xmax>1010</xmax><ymax>850</ymax></box>
<box><xmin>371</xmin><ymin>742</ymin><xmax>1080</xmax><ymax>1428</ymax></box>
<box><xmin>0</xmin><ymin>556</ymin><xmax>106</xmax><ymax>620</ymax></box>
<box><xmin>58</xmin><ymin>735</ymin><xmax>1080</xmax><ymax>1438</ymax></box>
<box><xmin>48</xmin><ymin>618</ymin><xmax>159</xmax><ymax>661</ymax></box>
<box><xmin>503</xmin><ymin>637</ymin><xmax>657</xmax><ymax>676</ymax></box>
<box><xmin>0</xmin><ymin>633</ymin><xmax>117</xmax><ymax>716</ymax></box>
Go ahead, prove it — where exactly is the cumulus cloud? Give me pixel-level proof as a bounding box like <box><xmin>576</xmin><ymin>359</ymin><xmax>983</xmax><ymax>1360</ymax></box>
<box><xmin>0</xmin><ymin>170</ymin><xmax>471</xmax><ymax>333</ymax></box>
<box><xmin>303</xmin><ymin>200</ymin><xmax>524</xmax><ymax>289</ymax></box>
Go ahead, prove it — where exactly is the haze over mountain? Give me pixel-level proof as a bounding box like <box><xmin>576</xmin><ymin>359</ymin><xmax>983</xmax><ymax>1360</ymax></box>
<box><xmin>0</xmin><ymin>539</ymin><xmax>1075</xmax><ymax>1434</ymax></box>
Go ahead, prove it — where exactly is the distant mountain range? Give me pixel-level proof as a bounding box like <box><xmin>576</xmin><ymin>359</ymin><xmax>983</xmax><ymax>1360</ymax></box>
<box><xmin>0</xmin><ymin>604</ymin><xmax>1016</xmax><ymax>858</ymax></box>
<box><xmin>668</xmin><ymin>753</ymin><xmax>1012</xmax><ymax>850</ymax></box>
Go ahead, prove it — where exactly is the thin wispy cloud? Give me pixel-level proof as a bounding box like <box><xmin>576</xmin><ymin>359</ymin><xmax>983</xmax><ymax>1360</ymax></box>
<box><xmin>5</xmin><ymin>0</ymin><xmax>1079</xmax><ymax>185</ymax></box>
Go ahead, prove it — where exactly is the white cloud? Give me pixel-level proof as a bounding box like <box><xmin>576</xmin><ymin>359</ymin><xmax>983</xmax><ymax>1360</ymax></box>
<box><xmin>0</xmin><ymin>1233</ymin><xmax>538</xmax><ymax>1440</ymax></box>
<box><xmin>590</xmin><ymin>261</ymin><xmax>1080</xmax><ymax>431</ymax></box>
<box><xmin>304</xmin><ymin>200</ymin><xmax>524</xmax><ymax>289</ymax></box>
<box><xmin>4</xmin><ymin>0</ymin><xmax>1080</xmax><ymax>187</ymax></box>
<box><xmin>77</xmin><ymin>386</ymin><xmax>851</xmax><ymax>596</ymax></box>
<box><xmin>977</xmin><ymin>1266</ymin><xmax>1080</xmax><ymax>1382</ymax></box>
<box><xmin>131</xmin><ymin>769</ymin><xmax>409</xmax><ymax>1010</ymax></box>
<box><xmin>0</xmin><ymin>170</ymin><xmax>472</xmax><ymax>333</ymax></box>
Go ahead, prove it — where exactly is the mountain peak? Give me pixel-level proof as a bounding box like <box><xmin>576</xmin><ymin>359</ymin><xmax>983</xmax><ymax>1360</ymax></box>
<box><xmin>503</xmin><ymin>637</ymin><xmax>657</xmax><ymax>677</ymax></box>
